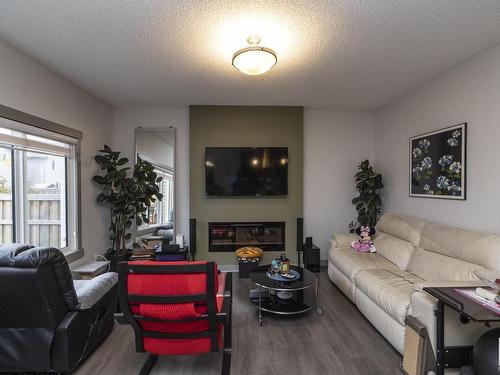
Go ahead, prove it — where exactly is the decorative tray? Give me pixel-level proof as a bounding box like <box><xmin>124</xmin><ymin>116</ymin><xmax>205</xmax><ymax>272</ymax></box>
<box><xmin>266</xmin><ymin>269</ymin><xmax>300</xmax><ymax>282</ymax></box>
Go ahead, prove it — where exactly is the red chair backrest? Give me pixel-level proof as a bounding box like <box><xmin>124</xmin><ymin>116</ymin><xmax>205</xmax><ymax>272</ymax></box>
<box><xmin>117</xmin><ymin>261</ymin><xmax>220</xmax><ymax>355</ymax></box>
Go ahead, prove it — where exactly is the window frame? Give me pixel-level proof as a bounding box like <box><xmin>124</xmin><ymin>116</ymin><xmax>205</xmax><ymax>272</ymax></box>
<box><xmin>157</xmin><ymin>168</ymin><xmax>174</xmax><ymax>225</ymax></box>
<box><xmin>19</xmin><ymin>150</ymin><xmax>73</xmax><ymax>251</ymax></box>
<box><xmin>0</xmin><ymin>104</ymin><xmax>83</xmax><ymax>262</ymax></box>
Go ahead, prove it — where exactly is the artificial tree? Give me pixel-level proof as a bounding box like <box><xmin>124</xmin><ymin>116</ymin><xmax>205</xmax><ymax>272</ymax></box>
<box><xmin>93</xmin><ymin>145</ymin><xmax>163</xmax><ymax>256</ymax></box>
<box><xmin>351</xmin><ymin>160</ymin><xmax>384</xmax><ymax>228</ymax></box>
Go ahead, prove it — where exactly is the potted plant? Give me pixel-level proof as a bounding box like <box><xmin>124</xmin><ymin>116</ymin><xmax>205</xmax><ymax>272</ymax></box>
<box><xmin>351</xmin><ymin>160</ymin><xmax>383</xmax><ymax>228</ymax></box>
<box><xmin>93</xmin><ymin>145</ymin><xmax>163</xmax><ymax>270</ymax></box>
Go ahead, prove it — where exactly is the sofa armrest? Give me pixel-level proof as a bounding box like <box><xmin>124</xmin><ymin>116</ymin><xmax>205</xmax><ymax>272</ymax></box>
<box><xmin>73</xmin><ymin>272</ymin><xmax>118</xmax><ymax>310</ymax></box>
<box><xmin>414</xmin><ymin>280</ymin><xmax>484</xmax><ymax>292</ymax></box>
<box><xmin>331</xmin><ymin>233</ymin><xmax>358</xmax><ymax>249</ymax></box>
<box><xmin>52</xmin><ymin>285</ymin><xmax>117</xmax><ymax>371</ymax></box>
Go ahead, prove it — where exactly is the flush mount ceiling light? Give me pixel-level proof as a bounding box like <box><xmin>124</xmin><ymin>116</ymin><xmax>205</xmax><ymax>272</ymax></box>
<box><xmin>232</xmin><ymin>36</ymin><xmax>277</xmax><ymax>75</ymax></box>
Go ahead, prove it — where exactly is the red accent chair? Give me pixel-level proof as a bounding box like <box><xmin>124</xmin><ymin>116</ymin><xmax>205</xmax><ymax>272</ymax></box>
<box><xmin>115</xmin><ymin>261</ymin><xmax>232</xmax><ymax>375</ymax></box>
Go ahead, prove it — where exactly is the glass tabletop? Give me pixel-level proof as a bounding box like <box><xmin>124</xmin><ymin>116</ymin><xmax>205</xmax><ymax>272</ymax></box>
<box><xmin>249</xmin><ymin>265</ymin><xmax>316</xmax><ymax>291</ymax></box>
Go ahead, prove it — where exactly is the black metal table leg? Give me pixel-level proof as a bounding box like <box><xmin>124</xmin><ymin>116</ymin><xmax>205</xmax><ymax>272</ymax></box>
<box><xmin>139</xmin><ymin>354</ymin><xmax>158</xmax><ymax>375</ymax></box>
<box><xmin>257</xmin><ymin>284</ymin><xmax>263</xmax><ymax>326</ymax></box>
<box><xmin>436</xmin><ymin>300</ymin><xmax>445</xmax><ymax>375</ymax></box>
<box><xmin>314</xmin><ymin>276</ymin><xmax>323</xmax><ymax>315</ymax></box>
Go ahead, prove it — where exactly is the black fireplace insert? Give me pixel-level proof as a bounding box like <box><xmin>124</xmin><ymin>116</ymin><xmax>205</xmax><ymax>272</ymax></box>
<box><xmin>208</xmin><ymin>222</ymin><xmax>285</xmax><ymax>252</ymax></box>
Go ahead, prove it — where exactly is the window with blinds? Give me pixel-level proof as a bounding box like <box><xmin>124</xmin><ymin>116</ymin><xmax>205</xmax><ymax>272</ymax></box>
<box><xmin>0</xmin><ymin>116</ymin><xmax>79</xmax><ymax>253</ymax></box>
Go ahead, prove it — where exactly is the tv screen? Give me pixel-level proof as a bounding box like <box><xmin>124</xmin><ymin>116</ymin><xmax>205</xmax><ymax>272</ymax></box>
<box><xmin>205</xmin><ymin>147</ymin><xmax>288</xmax><ymax>196</ymax></box>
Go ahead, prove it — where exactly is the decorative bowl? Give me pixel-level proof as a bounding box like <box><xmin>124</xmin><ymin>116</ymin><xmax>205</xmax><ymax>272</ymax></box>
<box><xmin>474</xmin><ymin>269</ymin><xmax>500</xmax><ymax>291</ymax></box>
<box><xmin>277</xmin><ymin>291</ymin><xmax>293</xmax><ymax>300</ymax></box>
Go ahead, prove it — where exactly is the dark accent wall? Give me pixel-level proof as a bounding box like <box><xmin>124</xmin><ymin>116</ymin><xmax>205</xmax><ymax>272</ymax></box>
<box><xmin>189</xmin><ymin>106</ymin><xmax>303</xmax><ymax>265</ymax></box>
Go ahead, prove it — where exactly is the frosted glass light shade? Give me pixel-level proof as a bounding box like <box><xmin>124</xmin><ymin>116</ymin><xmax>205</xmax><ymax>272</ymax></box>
<box><xmin>232</xmin><ymin>47</ymin><xmax>277</xmax><ymax>75</ymax></box>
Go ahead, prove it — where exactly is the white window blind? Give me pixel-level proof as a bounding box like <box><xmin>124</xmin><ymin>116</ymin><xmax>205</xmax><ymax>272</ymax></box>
<box><xmin>0</xmin><ymin>124</ymin><xmax>76</xmax><ymax>158</ymax></box>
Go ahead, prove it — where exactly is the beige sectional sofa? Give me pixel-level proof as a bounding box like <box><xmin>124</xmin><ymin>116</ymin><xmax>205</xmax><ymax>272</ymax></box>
<box><xmin>328</xmin><ymin>213</ymin><xmax>500</xmax><ymax>357</ymax></box>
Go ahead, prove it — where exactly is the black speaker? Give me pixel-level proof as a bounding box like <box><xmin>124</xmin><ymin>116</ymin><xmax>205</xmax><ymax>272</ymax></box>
<box><xmin>305</xmin><ymin>236</ymin><xmax>312</xmax><ymax>247</ymax></box>
<box><xmin>189</xmin><ymin>218</ymin><xmax>197</xmax><ymax>256</ymax></box>
<box><xmin>296</xmin><ymin>217</ymin><xmax>303</xmax><ymax>251</ymax></box>
<box><xmin>304</xmin><ymin>236</ymin><xmax>320</xmax><ymax>273</ymax></box>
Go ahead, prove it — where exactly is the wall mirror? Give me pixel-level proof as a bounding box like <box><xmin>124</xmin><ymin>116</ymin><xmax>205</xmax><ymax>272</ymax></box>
<box><xmin>134</xmin><ymin>127</ymin><xmax>175</xmax><ymax>242</ymax></box>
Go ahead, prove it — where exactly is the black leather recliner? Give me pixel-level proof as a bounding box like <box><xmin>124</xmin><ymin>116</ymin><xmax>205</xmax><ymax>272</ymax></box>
<box><xmin>0</xmin><ymin>244</ymin><xmax>117</xmax><ymax>373</ymax></box>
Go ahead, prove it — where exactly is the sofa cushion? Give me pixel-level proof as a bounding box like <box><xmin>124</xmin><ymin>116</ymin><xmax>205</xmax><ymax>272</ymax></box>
<box><xmin>355</xmin><ymin>268</ymin><xmax>423</xmax><ymax>324</ymax></box>
<box><xmin>421</xmin><ymin>223</ymin><xmax>500</xmax><ymax>271</ymax></box>
<box><xmin>376</xmin><ymin>213</ymin><xmax>425</xmax><ymax>246</ymax></box>
<box><xmin>329</xmin><ymin>246</ymin><xmax>398</xmax><ymax>283</ymax></box>
<box><xmin>373</xmin><ymin>232</ymin><xmax>415</xmax><ymax>271</ymax></box>
<box><xmin>407</xmin><ymin>248</ymin><xmax>485</xmax><ymax>282</ymax></box>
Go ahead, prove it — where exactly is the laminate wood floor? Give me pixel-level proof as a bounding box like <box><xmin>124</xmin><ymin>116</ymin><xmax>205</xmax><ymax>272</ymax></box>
<box><xmin>74</xmin><ymin>269</ymin><xmax>402</xmax><ymax>375</ymax></box>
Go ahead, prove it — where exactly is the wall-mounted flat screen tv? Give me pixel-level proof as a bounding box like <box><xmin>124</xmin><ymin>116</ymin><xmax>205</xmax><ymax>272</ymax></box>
<box><xmin>205</xmin><ymin>147</ymin><xmax>288</xmax><ymax>196</ymax></box>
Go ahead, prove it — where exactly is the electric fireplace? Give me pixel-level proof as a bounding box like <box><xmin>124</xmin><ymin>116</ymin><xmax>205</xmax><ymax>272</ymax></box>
<box><xmin>208</xmin><ymin>222</ymin><xmax>285</xmax><ymax>252</ymax></box>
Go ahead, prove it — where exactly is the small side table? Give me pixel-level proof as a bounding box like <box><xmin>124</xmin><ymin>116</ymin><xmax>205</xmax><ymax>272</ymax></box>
<box><xmin>249</xmin><ymin>265</ymin><xmax>323</xmax><ymax>326</ymax></box>
<box><xmin>423</xmin><ymin>287</ymin><xmax>500</xmax><ymax>375</ymax></box>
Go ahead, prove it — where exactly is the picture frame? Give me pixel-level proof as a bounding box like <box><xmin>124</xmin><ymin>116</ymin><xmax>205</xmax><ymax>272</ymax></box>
<box><xmin>409</xmin><ymin>123</ymin><xmax>467</xmax><ymax>200</ymax></box>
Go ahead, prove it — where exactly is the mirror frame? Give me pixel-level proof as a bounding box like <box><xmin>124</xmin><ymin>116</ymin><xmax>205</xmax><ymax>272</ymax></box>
<box><xmin>134</xmin><ymin>126</ymin><xmax>176</xmax><ymax>240</ymax></box>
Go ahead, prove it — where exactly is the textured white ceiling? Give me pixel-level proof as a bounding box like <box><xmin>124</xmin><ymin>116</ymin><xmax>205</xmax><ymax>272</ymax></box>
<box><xmin>1</xmin><ymin>1</ymin><xmax>500</xmax><ymax>109</ymax></box>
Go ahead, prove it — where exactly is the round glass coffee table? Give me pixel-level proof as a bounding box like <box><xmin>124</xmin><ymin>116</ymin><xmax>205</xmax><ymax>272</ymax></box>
<box><xmin>249</xmin><ymin>265</ymin><xmax>323</xmax><ymax>326</ymax></box>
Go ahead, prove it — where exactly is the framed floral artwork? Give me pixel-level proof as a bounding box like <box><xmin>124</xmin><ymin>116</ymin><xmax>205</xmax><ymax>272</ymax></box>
<box><xmin>409</xmin><ymin>123</ymin><xmax>467</xmax><ymax>199</ymax></box>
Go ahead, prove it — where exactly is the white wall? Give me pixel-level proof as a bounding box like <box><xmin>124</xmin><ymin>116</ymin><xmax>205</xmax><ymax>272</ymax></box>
<box><xmin>0</xmin><ymin>39</ymin><xmax>113</xmax><ymax>265</ymax></box>
<box><xmin>374</xmin><ymin>42</ymin><xmax>500</xmax><ymax>232</ymax></box>
<box><xmin>112</xmin><ymin>108</ymin><xmax>189</xmax><ymax>238</ymax></box>
<box><xmin>112</xmin><ymin>107</ymin><xmax>372</xmax><ymax>261</ymax></box>
<box><xmin>304</xmin><ymin>110</ymin><xmax>374</xmax><ymax>260</ymax></box>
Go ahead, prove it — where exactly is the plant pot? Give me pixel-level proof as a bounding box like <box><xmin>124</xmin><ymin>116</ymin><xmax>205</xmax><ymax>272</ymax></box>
<box><xmin>107</xmin><ymin>250</ymin><xmax>132</xmax><ymax>272</ymax></box>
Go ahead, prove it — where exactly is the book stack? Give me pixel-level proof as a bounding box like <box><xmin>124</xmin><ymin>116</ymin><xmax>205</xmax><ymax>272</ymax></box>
<box><xmin>130</xmin><ymin>248</ymin><xmax>155</xmax><ymax>261</ymax></box>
